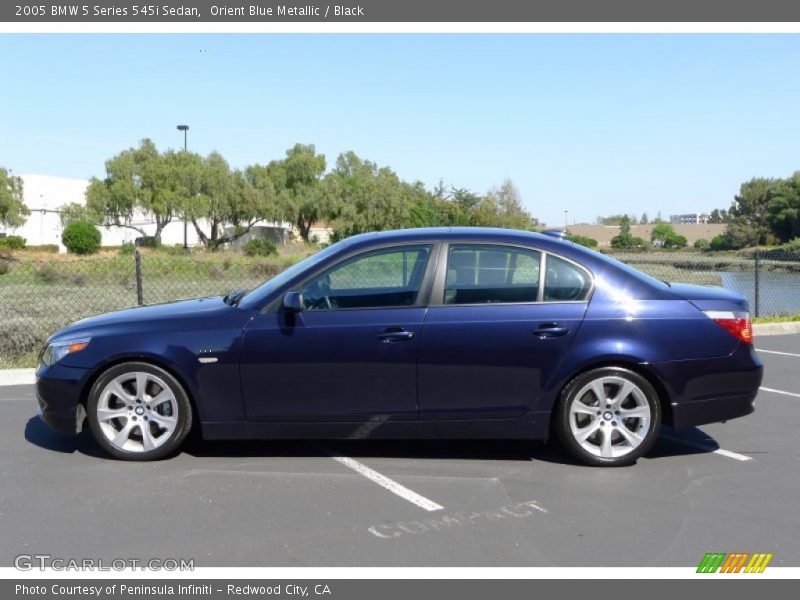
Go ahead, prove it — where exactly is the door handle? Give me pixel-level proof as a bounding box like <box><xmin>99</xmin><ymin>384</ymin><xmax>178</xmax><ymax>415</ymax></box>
<box><xmin>534</xmin><ymin>323</ymin><xmax>570</xmax><ymax>338</ymax></box>
<box><xmin>378</xmin><ymin>328</ymin><xmax>415</xmax><ymax>343</ymax></box>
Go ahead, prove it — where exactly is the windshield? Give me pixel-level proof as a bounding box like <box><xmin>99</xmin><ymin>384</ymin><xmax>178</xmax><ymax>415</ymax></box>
<box><xmin>236</xmin><ymin>241</ymin><xmax>345</xmax><ymax>309</ymax></box>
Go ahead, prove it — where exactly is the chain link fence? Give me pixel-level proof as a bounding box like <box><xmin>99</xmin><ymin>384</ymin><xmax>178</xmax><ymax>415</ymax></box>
<box><xmin>613</xmin><ymin>249</ymin><xmax>800</xmax><ymax>318</ymax></box>
<box><xmin>1</xmin><ymin>248</ymin><xmax>799</xmax><ymax>368</ymax></box>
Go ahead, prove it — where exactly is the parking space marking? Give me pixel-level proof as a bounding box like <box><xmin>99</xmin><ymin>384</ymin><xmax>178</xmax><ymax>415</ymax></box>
<box><xmin>328</xmin><ymin>454</ymin><xmax>445</xmax><ymax>512</ymax></box>
<box><xmin>760</xmin><ymin>386</ymin><xmax>800</xmax><ymax>399</ymax></box>
<box><xmin>757</xmin><ymin>349</ymin><xmax>800</xmax><ymax>358</ymax></box>
<box><xmin>660</xmin><ymin>434</ymin><xmax>752</xmax><ymax>462</ymax></box>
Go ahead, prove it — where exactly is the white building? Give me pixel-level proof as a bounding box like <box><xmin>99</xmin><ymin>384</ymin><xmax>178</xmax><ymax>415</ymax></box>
<box><xmin>670</xmin><ymin>213</ymin><xmax>710</xmax><ymax>225</ymax></box>
<box><xmin>2</xmin><ymin>174</ymin><xmax>310</xmax><ymax>251</ymax></box>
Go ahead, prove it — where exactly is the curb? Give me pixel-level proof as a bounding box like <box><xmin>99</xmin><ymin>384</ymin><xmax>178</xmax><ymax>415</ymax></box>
<box><xmin>753</xmin><ymin>322</ymin><xmax>800</xmax><ymax>336</ymax></box>
<box><xmin>0</xmin><ymin>368</ymin><xmax>36</xmax><ymax>387</ymax></box>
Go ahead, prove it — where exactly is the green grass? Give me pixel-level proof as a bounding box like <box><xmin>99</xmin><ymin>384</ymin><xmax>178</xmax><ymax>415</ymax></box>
<box><xmin>753</xmin><ymin>313</ymin><xmax>800</xmax><ymax>324</ymax></box>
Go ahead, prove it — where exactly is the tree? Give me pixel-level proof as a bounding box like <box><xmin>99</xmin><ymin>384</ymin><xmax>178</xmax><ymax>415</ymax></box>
<box><xmin>727</xmin><ymin>177</ymin><xmax>775</xmax><ymax>246</ymax></box>
<box><xmin>86</xmin><ymin>139</ymin><xmax>181</xmax><ymax>240</ymax></box>
<box><xmin>475</xmin><ymin>179</ymin><xmax>537</xmax><ymax>230</ymax></box>
<box><xmin>326</xmin><ymin>151</ymin><xmax>422</xmax><ymax>240</ymax></box>
<box><xmin>58</xmin><ymin>202</ymin><xmax>101</xmax><ymax>228</ymax></box>
<box><xmin>640</xmin><ymin>212</ymin><xmax>649</xmax><ymax>225</ymax></box>
<box><xmin>708</xmin><ymin>208</ymin><xmax>730</xmax><ymax>224</ymax></box>
<box><xmin>0</xmin><ymin>167</ymin><xmax>29</xmax><ymax>229</ymax></box>
<box><xmin>597</xmin><ymin>213</ymin><xmax>637</xmax><ymax>226</ymax></box>
<box><xmin>766</xmin><ymin>172</ymin><xmax>800</xmax><ymax>243</ymax></box>
<box><xmin>267</xmin><ymin>144</ymin><xmax>327</xmax><ymax>242</ymax></box>
<box><xmin>610</xmin><ymin>215</ymin><xmax>636</xmax><ymax>249</ymax></box>
<box><xmin>650</xmin><ymin>222</ymin><xmax>687</xmax><ymax>248</ymax></box>
<box><xmin>190</xmin><ymin>152</ymin><xmax>282</xmax><ymax>249</ymax></box>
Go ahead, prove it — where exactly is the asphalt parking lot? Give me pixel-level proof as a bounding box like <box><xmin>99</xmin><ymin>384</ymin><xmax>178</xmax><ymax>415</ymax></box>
<box><xmin>1</xmin><ymin>335</ymin><xmax>799</xmax><ymax>568</ymax></box>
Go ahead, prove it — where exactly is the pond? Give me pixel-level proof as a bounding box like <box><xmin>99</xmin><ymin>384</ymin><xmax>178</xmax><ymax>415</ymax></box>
<box><xmin>718</xmin><ymin>271</ymin><xmax>800</xmax><ymax>317</ymax></box>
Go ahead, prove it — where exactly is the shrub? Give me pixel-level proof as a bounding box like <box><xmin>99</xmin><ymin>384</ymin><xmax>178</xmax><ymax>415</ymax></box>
<box><xmin>693</xmin><ymin>238</ymin><xmax>710</xmax><ymax>250</ymax></box>
<box><xmin>243</xmin><ymin>238</ymin><xmax>278</xmax><ymax>257</ymax></box>
<box><xmin>662</xmin><ymin>234</ymin><xmax>688</xmax><ymax>249</ymax></box>
<box><xmin>134</xmin><ymin>236</ymin><xmax>161</xmax><ymax>249</ymax></box>
<box><xmin>709</xmin><ymin>234</ymin><xmax>736</xmax><ymax>252</ymax></box>
<box><xmin>567</xmin><ymin>233</ymin><xmax>598</xmax><ymax>248</ymax></box>
<box><xmin>0</xmin><ymin>235</ymin><xmax>26</xmax><ymax>250</ymax></box>
<box><xmin>62</xmin><ymin>220</ymin><xmax>102</xmax><ymax>255</ymax></box>
<box><xmin>0</xmin><ymin>261</ymin><xmax>9</xmax><ymax>275</ymax></box>
<box><xmin>119</xmin><ymin>242</ymin><xmax>135</xmax><ymax>256</ymax></box>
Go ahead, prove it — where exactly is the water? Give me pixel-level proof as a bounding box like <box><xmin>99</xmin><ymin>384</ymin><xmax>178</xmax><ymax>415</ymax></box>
<box><xmin>718</xmin><ymin>271</ymin><xmax>800</xmax><ymax>317</ymax></box>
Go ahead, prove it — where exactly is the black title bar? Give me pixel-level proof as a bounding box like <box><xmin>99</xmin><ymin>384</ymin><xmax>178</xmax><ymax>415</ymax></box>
<box><xmin>5</xmin><ymin>0</ymin><xmax>800</xmax><ymax>22</ymax></box>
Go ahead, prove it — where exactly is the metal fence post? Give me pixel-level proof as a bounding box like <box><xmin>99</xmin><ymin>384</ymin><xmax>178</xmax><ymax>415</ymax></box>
<box><xmin>754</xmin><ymin>248</ymin><xmax>761</xmax><ymax>318</ymax></box>
<box><xmin>134</xmin><ymin>249</ymin><xmax>144</xmax><ymax>306</ymax></box>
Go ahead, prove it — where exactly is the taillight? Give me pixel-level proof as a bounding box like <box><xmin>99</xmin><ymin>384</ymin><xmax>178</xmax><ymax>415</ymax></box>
<box><xmin>704</xmin><ymin>310</ymin><xmax>753</xmax><ymax>344</ymax></box>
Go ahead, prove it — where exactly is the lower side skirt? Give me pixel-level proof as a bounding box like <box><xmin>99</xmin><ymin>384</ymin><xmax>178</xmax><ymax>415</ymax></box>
<box><xmin>201</xmin><ymin>413</ymin><xmax>551</xmax><ymax>441</ymax></box>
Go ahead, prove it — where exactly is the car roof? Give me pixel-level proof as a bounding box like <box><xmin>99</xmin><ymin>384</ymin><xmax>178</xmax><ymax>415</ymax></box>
<box><xmin>342</xmin><ymin>227</ymin><xmax>549</xmax><ymax>246</ymax></box>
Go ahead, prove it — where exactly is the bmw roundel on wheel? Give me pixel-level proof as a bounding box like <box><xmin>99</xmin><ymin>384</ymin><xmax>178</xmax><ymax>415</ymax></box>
<box><xmin>35</xmin><ymin>227</ymin><xmax>763</xmax><ymax>466</ymax></box>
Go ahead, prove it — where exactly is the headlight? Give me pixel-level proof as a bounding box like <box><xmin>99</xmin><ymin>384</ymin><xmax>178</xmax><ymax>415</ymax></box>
<box><xmin>40</xmin><ymin>338</ymin><xmax>91</xmax><ymax>367</ymax></box>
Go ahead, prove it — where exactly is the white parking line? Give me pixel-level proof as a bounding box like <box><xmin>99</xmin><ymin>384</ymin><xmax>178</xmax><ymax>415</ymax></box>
<box><xmin>760</xmin><ymin>386</ymin><xmax>800</xmax><ymax>399</ymax></box>
<box><xmin>660</xmin><ymin>434</ymin><xmax>752</xmax><ymax>462</ymax></box>
<box><xmin>328</xmin><ymin>454</ymin><xmax>445</xmax><ymax>512</ymax></box>
<box><xmin>756</xmin><ymin>349</ymin><xmax>800</xmax><ymax>358</ymax></box>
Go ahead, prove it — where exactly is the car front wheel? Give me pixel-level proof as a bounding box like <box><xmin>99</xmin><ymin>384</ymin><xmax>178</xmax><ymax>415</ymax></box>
<box><xmin>86</xmin><ymin>362</ymin><xmax>193</xmax><ymax>460</ymax></box>
<box><xmin>555</xmin><ymin>367</ymin><xmax>661</xmax><ymax>467</ymax></box>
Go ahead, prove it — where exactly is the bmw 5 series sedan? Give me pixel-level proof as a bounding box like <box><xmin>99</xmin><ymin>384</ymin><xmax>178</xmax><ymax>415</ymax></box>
<box><xmin>35</xmin><ymin>227</ymin><xmax>763</xmax><ymax>466</ymax></box>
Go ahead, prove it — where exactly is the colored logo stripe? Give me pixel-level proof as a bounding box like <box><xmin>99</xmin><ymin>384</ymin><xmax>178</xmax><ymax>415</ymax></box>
<box><xmin>697</xmin><ymin>552</ymin><xmax>773</xmax><ymax>573</ymax></box>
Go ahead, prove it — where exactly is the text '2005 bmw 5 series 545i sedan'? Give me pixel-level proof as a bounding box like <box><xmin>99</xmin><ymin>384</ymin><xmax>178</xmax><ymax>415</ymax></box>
<box><xmin>35</xmin><ymin>227</ymin><xmax>763</xmax><ymax>466</ymax></box>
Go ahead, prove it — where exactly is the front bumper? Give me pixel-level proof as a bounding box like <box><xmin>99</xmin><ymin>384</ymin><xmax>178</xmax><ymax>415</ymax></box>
<box><xmin>35</xmin><ymin>364</ymin><xmax>90</xmax><ymax>435</ymax></box>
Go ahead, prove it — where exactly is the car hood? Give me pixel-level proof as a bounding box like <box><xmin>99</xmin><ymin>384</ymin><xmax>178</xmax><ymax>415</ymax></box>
<box><xmin>51</xmin><ymin>296</ymin><xmax>230</xmax><ymax>341</ymax></box>
<box><xmin>667</xmin><ymin>282</ymin><xmax>749</xmax><ymax>312</ymax></box>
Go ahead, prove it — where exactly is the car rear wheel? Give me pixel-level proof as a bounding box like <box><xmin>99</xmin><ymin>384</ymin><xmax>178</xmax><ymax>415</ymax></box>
<box><xmin>86</xmin><ymin>362</ymin><xmax>192</xmax><ymax>461</ymax></box>
<box><xmin>555</xmin><ymin>367</ymin><xmax>661</xmax><ymax>467</ymax></box>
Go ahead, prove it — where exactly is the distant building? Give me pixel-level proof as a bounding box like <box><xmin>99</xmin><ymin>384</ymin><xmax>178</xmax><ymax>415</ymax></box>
<box><xmin>670</xmin><ymin>213</ymin><xmax>709</xmax><ymax>225</ymax></box>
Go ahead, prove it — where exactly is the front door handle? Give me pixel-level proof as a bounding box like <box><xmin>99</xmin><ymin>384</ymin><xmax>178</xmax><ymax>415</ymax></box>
<box><xmin>534</xmin><ymin>323</ymin><xmax>570</xmax><ymax>338</ymax></box>
<box><xmin>378</xmin><ymin>328</ymin><xmax>415</xmax><ymax>343</ymax></box>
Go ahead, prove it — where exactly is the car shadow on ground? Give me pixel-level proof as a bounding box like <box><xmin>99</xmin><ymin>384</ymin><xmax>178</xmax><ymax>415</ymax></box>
<box><xmin>24</xmin><ymin>416</ymin><xmax>107</xmax><ymax>458</ymax></box>
<box><xmin>24</xmin><ymin>415</ymin><xmax>721</xmax><ymax>465</ymax></box>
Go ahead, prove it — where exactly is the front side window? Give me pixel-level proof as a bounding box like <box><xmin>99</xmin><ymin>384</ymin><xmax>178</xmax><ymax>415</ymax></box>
<box><xmin>444</xmin><ymin>245</ymin><xmax>541</xmax><ymax>304</ymax></box>
<box><xmin>544</xmin><ymin>255</ymin><xmax>592</xmax><ymax>301</ymax></box>
<box><xmin>301</xmin><ymin>245</ymin><xmax>431</xmax><ymax>310</ymax></box>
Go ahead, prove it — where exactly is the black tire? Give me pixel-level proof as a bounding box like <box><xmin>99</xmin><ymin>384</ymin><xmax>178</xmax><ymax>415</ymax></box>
<box><xmin>554</xmin><ymin>367</ymin><xmax>661</xmax><ymax>467</ymax></box>
<box><xmin>86</xmin><ymin>362</ymin><xmax>193</xmax><ymax>461</ymax></box>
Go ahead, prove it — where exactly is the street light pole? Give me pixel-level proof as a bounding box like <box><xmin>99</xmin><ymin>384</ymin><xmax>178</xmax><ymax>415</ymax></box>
<box><xmin>177</xmin><ymin>124</ymin><xmax>189</xmax><ymax>252</ymax></box>
<box><xmin>564</xmin><ymin>210</ymin><xmax>569</xmax><ymax>232</ymax></box>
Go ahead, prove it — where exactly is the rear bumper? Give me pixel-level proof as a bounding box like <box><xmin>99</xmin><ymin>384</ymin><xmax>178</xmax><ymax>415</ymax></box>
<box><xmin>653</xmin><ymin>344</ymin><xmax>763</xmax><ymax>429</ymax></box>
<box><xmin>35</xmin><ymin>364</ymin><xmax>89</xmax><ymax>435</ymax></box>
<box><xmin>670</xmin><ymin>391</ymin><xmax>756</xmax><ymax>429</ymax></box>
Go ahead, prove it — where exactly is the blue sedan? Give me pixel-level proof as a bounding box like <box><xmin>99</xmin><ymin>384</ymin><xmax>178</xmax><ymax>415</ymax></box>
<box><xmin>35</xmin><ymin>228</ymin><xmax>762</xmax><ymax>466</ymax></box>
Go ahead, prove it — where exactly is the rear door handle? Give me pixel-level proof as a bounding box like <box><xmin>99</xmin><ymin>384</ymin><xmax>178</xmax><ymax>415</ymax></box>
<box><xmin>534</xmin><ymin>323</ymin><xmax>570</xmax><ymax>338</ymax></box>
<box><xmin>378</xmin><ymin>328</ymin><xmax>415</xmax><ymax>342</ymax></box>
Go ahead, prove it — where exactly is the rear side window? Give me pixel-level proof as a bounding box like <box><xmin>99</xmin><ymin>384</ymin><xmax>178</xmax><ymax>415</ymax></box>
<box><xmin>444</xmin><ymin>245</ymin><xmax>541</xmax><ymax>304</ymax></box>
<box><xmin>544</xmin><ymin>255</ymin><xmax>592</xmax><ymax>301</ymax></box>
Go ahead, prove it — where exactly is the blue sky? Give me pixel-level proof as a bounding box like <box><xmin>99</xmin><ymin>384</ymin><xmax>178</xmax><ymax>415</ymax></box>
<box><xmin>1</xmin><ymin>34</ymin><xmax>800</xmax><ymax>226</ymax></box>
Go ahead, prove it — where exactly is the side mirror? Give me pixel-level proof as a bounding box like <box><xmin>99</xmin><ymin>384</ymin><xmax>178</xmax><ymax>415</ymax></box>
<box><xmin>282</xmin><ymin>291</ymin><xmax>304</xmax><ymax>312</ymax></box>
